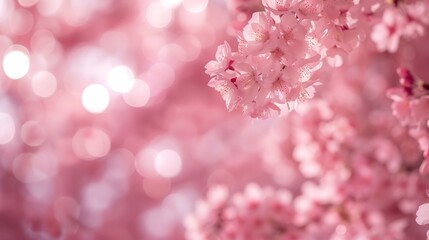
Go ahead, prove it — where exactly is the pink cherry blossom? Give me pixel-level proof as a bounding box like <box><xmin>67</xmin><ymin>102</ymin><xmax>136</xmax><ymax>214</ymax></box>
<box><xmin>240</xmin><ymin>12</ymin><xmax>279</xmax><ymax>54</ymax></box>
<box><xmin>371</xmin><ymin>2</ymin><xmax>429</xmax><ymax>53</ymax></box>
<box><xmin>185</xmin><ymin>184</ymin><xmax>298</xmax><ymax>240</ymax></box>
<box><xmin>417</xmin><ymin>203</ymin><xmax>429</xmax><ymax>226</ymax></box>
<box><xmin>205</xmin><ymin>41</ymin><xmax>234</xmax><ymax>76</ymax></box>
<box><xmin>208</xmin><ymin>0</ymin><xmax>400</xmax><ymax>117</ymax></box>
<box><xmin>262</xmin><ymin>0</ymin><xmax>290</xmax><ymax>14</ymax></box>
<box><xmin>388</xmin><ymin>68</ymin><xmax>429</xmax><ymax>177</ymax></box>
<box><xmin>371</xmin><ymin>8</ymin><xmax>407</xmax><ymax>53</ymax></box>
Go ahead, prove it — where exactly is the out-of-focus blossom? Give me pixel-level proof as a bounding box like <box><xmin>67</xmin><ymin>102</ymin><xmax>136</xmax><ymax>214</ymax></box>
<box><xmin>371</xmin><ymin>2</ymin><xmax>429</xmax><ymax>53</ymax></box>
<box><xmin>417</xmin><ymin>202</ymin><xmax>429</xmax><ymax>239</ymax></box>
<box><xmin>185</xmin><ymin>184</ymin><xmax>296</xmax><ymax>240</ymax></box>
<box><xmin>388</xmin><ymin>68</ymin><xmax>429</xmax><ymax>174</ymax></box>
<box><xmin>417</xmin><ymin>203</ymin><xmax>429</xmax><ymax>225</ymax></box>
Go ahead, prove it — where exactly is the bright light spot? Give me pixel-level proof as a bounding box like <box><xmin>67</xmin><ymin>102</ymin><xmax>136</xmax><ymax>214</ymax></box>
<box><xmin>123</xmin><ymin>79</ymin><xmax>150</xmax><ymax>108</ymax></box>
<box><xmin>72</xmin><ymin>127</ymin><xmax>111</xmax><ymax>160</ymax></box>
<box><xmin>21</xmin><ymin>120</ymin><xmax>46</xmax><ymax>146</ymax></box>
<box><xmin>161</xmin><ymin>0</ymin><xmax>182</xmax><ymax>8</ymax></box>
<box><xmin>146</xmin><ymin>1</ymin><xmax>172</xmax><ymax>28</ymax></box>
<box><xmin>107</xmin><ymin>65</ymin><xmax>135</xmax><ymax>93</ymax></box>
<box><xmin>154</xmin><ymin>149</ymin><xmax>182</xmax><ymax>178</ymax></box>
<box><xmin>82</xmin><ymin>84</ymin><xmax>110</xmax><ymax>114</ymax></box>
<box><xmin>0</xmin><ymin>112</ymin><xmax>15</xmax><ymax>144</ymax></box>
<box><xmin>0</xmin><ymin>0</ymin><xmax>14</xmax><ymax>22</ymax></box>
<box><xmin>2</xmin><ymin>46</ymin><xmax>30</xmax><ymax>80</ymax></box>
<box><xmin>183</xmin><ymin>0</ymin><xmax>208</xmax><ymax>13</ymax></box>
<box><xmin>31</xmin><ymin>71</ymin><xmax>57</xmax><ymax>97</ymax></box>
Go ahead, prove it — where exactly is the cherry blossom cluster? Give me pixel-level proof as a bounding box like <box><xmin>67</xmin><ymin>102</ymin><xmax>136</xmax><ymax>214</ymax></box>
<box><xmin>257</xmin><ymin>99</ymin><xmax>427</xmax><ymax>239</ymax></box>
<box><xmin>186</xmin><ymin>171</ymin><xmax>426</xmax><ymax>240</ymax></box>
<box><xmin>387</xmin><ymin>68</ymin><xmax>429</xmax><ymax>237</ymax></box>
<box><xmin>208</xmin><ymin>0</ymin><xmax>429</xmax><ymax>118</ymax></box>
<box><xmin>371</xmin><ymin>1</ymin><xmax>429</xmax><ymax>53</ymax></box>
<box><xmin>388</xmin><ymin>68</ymin><xmax>429</xmax><ymax>174</ymax></box>
<box><xmin>417</xmin><ymin>200</ymin><xmax>429</xmax><ymax>239</ymax></box>
<box><xmin>190</xmin><ymin>54</ymin><xmax>429</xmax><ymax>238</ymax></box>
<box><xmin>203</xmin><ymin>1</ymin><xmax>429</xmax><ymax>238</ymax></box>
<box><xmin>184</xmin><ymin>184</ymin><xmax>296</xmax><ymax>240</ymax></box>
<box><xmin>206</xmin><ymin>0</ymin><xmax>374</xmax><ymax>117</ymax></box>
<box><xmin>191</xmin><ymin>31</ymin><xmax>429</xmax><ymax>237</ymax></box>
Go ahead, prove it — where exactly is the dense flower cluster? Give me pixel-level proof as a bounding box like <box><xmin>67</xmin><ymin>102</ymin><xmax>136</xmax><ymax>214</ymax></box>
<box><xmin>388</xmin><ymin>68</ymin><xmax>429</xmax><ymax>174</ymax></box>
<box><xmin>207</xmin><ymin>0</ymin><xmax>429</xmax><ymax>118</ymax></box>
<box><xmin>186</xmin><ymin>174</ymin><xmax>426</xmax><ymax>240</ymax></box>
<box><xmin>185</xmin><ymin>184</ymin><xmax>296</xmax><ymax>240</ymax></box>
<box><xmin>190</xmin><ymin>0</ymin><xmax>429</xmax><ymax>238</ymax></box>
<box><xmin>189</xmin><ymin>40</ymin><xmax>429</xmax><ymax>239</ymax></box>
<box><xmin>388</xmin><ymin>68</ymin><xmax>429</xmax><ymax>237</ymax></box>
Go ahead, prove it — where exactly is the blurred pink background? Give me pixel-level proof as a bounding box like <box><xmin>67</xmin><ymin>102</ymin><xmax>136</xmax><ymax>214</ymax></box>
<box><xmin>0</xmin><ymin>0</ymin><xmax>260</xmax><ymax>239</ymax></box>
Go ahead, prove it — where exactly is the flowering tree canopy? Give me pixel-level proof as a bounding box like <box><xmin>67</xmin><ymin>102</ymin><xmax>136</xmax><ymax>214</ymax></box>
<box><xmin>2</xmin><ymin>0</ymin><xmax>429</xmax><ymax>239</ymax></box>
<box><xmin>193</xmin><ymin>0</ymin><xmax>429</xmax><ymax>239</ymax></box>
